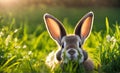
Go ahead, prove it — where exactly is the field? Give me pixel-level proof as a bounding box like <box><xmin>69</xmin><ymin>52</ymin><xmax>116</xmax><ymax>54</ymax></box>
<box><xmin>0</xmin><ymin>6</ymin><xmax>120</xmax><ymax>73</ymax></box>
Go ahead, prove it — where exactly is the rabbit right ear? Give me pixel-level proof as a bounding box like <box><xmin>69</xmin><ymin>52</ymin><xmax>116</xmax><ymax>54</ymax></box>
<box><xmin>44</xmin><ymin>13</ymin><xmax>66</xmax><ymax>45</ymax></box>
<box><xmin>74</xmin><ymin>12</ymin><xmax>94</xmax><ymax>43</ymax></box>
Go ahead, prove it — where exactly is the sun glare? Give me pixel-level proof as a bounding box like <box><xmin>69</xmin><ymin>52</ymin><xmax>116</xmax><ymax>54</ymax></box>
<box><xmin>0</xmin><ymin>0</ymin><xmax>19</xmax><ymax>7</ymax></box>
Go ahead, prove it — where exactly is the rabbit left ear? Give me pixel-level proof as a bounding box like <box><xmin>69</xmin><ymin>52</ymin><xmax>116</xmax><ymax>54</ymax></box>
<box><xmin>44</xmin><ymin>13</ymin><xmax>66</xmax><ymax>45</ymax></box>
<box><xmin>74</xmin><ymin>12</ymin><xmax>94</xmax><ymax>42</ymax></box>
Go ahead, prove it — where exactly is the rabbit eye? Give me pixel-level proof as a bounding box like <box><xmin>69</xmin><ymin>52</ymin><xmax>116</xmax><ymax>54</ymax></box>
<box><xmin>61</xmin><ymin>43</ymin><xmax>64</xmax><ymax>48</ymax></box>
<box><xmin>79</xmin><ymin>42</ymin><xmax>81</xmax><ymax>47</ymax></box>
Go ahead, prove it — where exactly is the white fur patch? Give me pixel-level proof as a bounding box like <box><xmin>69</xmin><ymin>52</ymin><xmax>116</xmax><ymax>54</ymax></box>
<box><xmin>45</xmin><ymin>51</ymin><xmax>59</xmax><ymax>70</ymax></box>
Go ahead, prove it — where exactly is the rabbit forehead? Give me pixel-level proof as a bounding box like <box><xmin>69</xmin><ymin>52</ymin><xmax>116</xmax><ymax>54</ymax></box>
<box><xmin>61</xmin><ymin>35</ymin><xmax>82</xmax><ymax>44</ymax></box>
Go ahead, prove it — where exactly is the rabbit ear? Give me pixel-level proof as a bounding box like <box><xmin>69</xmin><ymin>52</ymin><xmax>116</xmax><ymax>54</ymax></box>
<box><xmin>74</xmin><ymin>12</ymin><xmax>94</xmax><ymax>42</ymax></box>
<box><xmin>44</xmin><ymin>13</ymin><xmax>66</xmax><ymax>45</ymax></box>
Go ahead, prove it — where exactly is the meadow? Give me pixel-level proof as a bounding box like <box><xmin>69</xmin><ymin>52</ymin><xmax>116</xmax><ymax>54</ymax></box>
<box><xmin>0</xmin><ymin>6</ymin><xmax>120</xmax><ymax>73</ymax></box>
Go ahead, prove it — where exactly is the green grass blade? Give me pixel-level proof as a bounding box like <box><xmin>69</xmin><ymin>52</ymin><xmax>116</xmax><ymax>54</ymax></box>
<box><xmin>6</xmin><ymin>62</ymin><xmax>20</xmax><ymax>70</ymax></box>
<box><xmin>2</xmin><ymin>56</ymin><xmax>16</xmax><ymax>68</ymax></box>
<box><xmin>105</xmin><ymin>17</ymin><xmax>110</xmax><ymax>34</ymax></box>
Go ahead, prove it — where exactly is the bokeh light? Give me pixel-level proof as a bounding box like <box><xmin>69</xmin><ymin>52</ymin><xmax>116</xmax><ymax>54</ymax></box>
<box><xmin>0</xmin><ymin>0</ymin><xmax>19</xmax><ymax>7</ymax></box>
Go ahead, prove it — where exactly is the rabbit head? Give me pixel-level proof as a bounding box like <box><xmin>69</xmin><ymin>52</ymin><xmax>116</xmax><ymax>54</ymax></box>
<box><xmin>44</xmin><ymin>12</ymin><xmax>94</xmax><ymax>64</ymax></box>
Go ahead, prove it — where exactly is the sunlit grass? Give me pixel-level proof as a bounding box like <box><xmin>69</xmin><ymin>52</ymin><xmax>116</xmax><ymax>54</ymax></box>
<box><xmin>0</xmin><ymin>7</ymin><xmax>120</xmax><ymax>73</ymax></box>
<box><xmin>84</xmin><ymin>17</ymin><xmax>120</xmax><ymax>73</ymax></box>
<box><xmin>0</xmin><ymin>17</ymin><xmax>120</xmax><ymax>73</ymax></box>
<box><xmin>0</xmin><ymin>17</ymin><xmax>51</xmax><ymax>73</ymax></box>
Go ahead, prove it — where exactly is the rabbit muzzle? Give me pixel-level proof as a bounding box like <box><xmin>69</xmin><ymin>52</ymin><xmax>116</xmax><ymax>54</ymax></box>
<box><xmin>61</xmin><ymin>47</ymin><xmax>84</xmax><ymax>64</ymax></box>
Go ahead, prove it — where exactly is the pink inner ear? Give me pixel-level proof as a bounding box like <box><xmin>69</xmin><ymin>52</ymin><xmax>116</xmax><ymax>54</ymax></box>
<box><xmin>46</xmin><ymin>18</ymin><xmax>61</xmax><ymax>39</ymax></box>
<box><xmin>81</xmin><ymin>17</ymin><xmax>92</xmax><ymax>38</ymax></box>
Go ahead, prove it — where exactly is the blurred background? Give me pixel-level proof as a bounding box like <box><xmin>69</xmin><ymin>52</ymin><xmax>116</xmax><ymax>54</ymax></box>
<box><xmin>0</xmin><ymin>0</ymin><xmax>120</xmax><ymax>32</ymax></box>
<box><xmin>0</xmin><ymin>0</ymin><xmax>120</xmax><ymax>8</ymax></box>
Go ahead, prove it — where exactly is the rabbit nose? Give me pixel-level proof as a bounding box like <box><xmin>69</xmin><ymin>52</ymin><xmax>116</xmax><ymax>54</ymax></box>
<box><xmin>68</xmin><ymin>49</ymin><xmax>75</xmax><ymax>55</ymax></box>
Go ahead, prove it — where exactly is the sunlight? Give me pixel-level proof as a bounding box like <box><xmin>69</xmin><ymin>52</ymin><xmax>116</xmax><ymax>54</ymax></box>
<box><xmin>0</xmin><ymin>0</ymin><xmax>16</xmax><ymax>3</ymax></box>
<box><xmin>0</xmin><ymin>0</ymin><xmax>19</xmax><ymax>7</ymax></box>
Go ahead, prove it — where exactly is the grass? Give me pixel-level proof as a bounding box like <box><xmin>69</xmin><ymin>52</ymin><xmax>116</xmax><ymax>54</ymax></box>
<box><xmin>0</xmin><ymin>6</ymin><xmax>120</xmax><ymax>73</ymax></box>
<box><xmin>53</xmin><ymin>61</ymin><xmax>85</xmax><ymax>73</ymax></box>
<box><xmin>88</xmin><ymin>18</ymin><xmax>120</xmax><ymax>73</ymax></box>
<box><xmin>99</xmin><ymin>19</ymin><xmax>120</xmax><ymax>73</ymax></box>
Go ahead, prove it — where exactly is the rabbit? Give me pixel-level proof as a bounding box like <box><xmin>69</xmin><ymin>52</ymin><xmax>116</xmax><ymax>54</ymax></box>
<box><xmin>43</xmin><ymin>11</ymin><xmax>94</xmax><ymax>72</ymax></box>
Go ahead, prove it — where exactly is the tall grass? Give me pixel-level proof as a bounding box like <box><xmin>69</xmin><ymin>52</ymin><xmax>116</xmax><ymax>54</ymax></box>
<box><xmin>0</xmin><ymin>17</ymin><xmax>51</xmax><ymax>73</ymax></box>
<box><xmin>0</xmin><ymin>17</ymin><xmax>119</xmax><ymax>73</ymax></box>
<box><xmin>98</xmin><ymin>18</ymin><xmax>120</xmax><ymax>73</ymax></box>
<box><xmin>85</xmin><ymin>17</ymin><xmax>120</xmax><ymax>73</ymax></box>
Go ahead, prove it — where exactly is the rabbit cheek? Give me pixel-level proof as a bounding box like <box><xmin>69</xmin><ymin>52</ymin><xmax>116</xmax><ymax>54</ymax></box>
<box><xmin>82</xmin><ymin>50</ymin><xmax>88</xmax><ymax>61</ymax></box>
<box><xmin>61</xmin><ymin>49</ymin><xmax>69</xmax><ymax>63</ymax></box>
<box><xmin>61</xmin><ymin>48</ymin><xmax>79</xmax><ymax>63</ymax></box>
<box><xmin>56</xmin><ymin>50</ymin><xmax>62</xmax><ymax>61</ymax></box>
<box><xmin>77</xmin><ymin>48</ymin><xmax>84</xmax><ymax>63</ymax></box>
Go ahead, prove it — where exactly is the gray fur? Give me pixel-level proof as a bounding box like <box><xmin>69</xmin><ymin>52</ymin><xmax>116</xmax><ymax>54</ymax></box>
<box><xmin>44</xmin><ymin>11</ymin><xmax>94</xmax><ymax>71</ymax></box>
